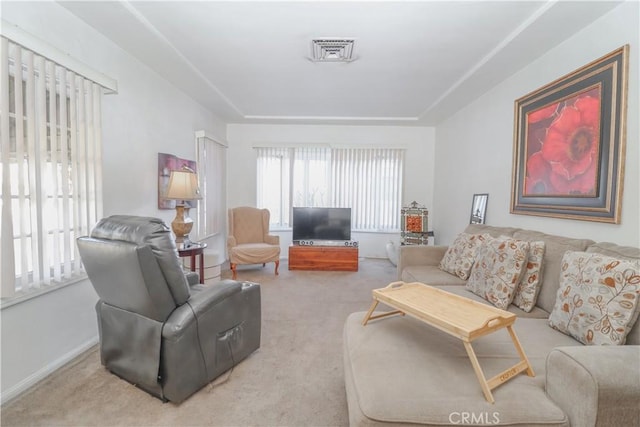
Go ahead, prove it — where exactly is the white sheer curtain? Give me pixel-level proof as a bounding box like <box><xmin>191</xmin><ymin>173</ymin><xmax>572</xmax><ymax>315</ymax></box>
<box><xmin>0</xmin><ymin>36</ymin><xmax>106</xmax><ymax>297</ymax></box>
<box><xmin>291</xmin><ymin>146</ymin><xmax>331</xmax><ymax>207</ymax></box>
<box><xmin>256</xmin><ymin>147</ymin><xmax>291</xmax><ymax>227</ymax></box>
<box><xmin>195</xmin><ymin>132</ymin><xmax>226</xmax><ymax>239</ymax></box>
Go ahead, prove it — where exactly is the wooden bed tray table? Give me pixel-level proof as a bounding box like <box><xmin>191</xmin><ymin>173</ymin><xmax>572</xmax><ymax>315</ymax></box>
<box><xmin>362</xmin><ymin>281</ymin><xmax>535</xmax><ymax>403</ymax></box>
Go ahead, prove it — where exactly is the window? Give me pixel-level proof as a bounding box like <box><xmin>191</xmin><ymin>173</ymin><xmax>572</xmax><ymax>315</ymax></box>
<box><xmin>255</xmin><ymin>146</ymin><xmax>404</xmax><ymax>231</ymax></box>
<box><xmin>0</xmin><ymin>36</ymin><xmax>111</xmax><ymax>298</ymax></box>
<box><xmin>256</xmin><ymin>147</ymin><xmax>291</xmax><ymax>228</ymax></box>
<box><xmin>195</xmin><ymin>131</ymin><xmax>226</xmax><ymax>239</ymax></box>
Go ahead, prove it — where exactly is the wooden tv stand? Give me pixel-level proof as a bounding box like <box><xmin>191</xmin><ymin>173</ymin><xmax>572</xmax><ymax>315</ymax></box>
<box><xmin>288</xmin><ymin>245</ymin><xmax>358</xmax><ymax>271</ymax></box>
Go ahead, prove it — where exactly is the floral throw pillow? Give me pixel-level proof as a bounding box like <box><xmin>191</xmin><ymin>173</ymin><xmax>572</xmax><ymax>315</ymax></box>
<box><xmin>439</xmin><ymin>233</ymin><xmax>490</xmax><ymax>280</ymax></box>
<box><xmin>549</xmin><ymin>251</ymin><xmax>640</xmax><ymax>345</ymax></box>
<box><xmin>466</xmin><ymin>237</ymin><xmax>530</xmax><ymax>310</ymax></box>
<box><xmin>439</xmin><ymin>233</ymin><xmax>468</xmax><ymax>275</ymax></box>
<box><xmin>512</xmin><ymin>241</ymin><xmax>546</xmax><ymax>312</ymax></box>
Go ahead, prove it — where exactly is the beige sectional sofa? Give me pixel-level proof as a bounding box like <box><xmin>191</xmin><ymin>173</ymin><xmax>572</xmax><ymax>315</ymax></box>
<box><xmin>343</xmin><ymin>224</ymin><xmax>640</xmax><ymax>426</ymax></box>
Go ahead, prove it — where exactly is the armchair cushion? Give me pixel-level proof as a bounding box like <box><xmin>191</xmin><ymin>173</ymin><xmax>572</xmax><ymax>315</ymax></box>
<box><xmin>230</xmin><ymin>243</ymin><xmax>280</xmax><ymax>265</ymax></box>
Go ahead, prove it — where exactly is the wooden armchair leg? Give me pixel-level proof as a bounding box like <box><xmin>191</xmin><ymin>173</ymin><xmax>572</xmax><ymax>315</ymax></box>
<box><xmin>275</xmin><ymin>260</ymin><xmax>280</xmax><ymax>275</ymax></box>
<box><xmin>231</xmin><ymin>263</ymin><xmax>237</xmax><ymax>280</ymax></box>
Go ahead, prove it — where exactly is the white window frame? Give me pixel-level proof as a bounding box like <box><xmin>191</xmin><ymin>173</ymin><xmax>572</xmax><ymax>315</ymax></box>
<box><xmin>194</xmin><ymin>130</ymin><xmax>226</xmax><ymax>240</ymax></box>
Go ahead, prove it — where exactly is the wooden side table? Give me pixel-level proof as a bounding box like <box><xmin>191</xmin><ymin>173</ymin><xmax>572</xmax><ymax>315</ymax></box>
<box><xmin>177</xmin><ymin>242</ymin><xmax>207</xmax><ymax>284</ymax></box>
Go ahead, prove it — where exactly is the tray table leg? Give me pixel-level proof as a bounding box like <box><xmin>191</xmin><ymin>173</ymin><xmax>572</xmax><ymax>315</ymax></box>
<box><xmin>362</xmin><ymin>300</ymin><xmax>379</xmax><ymax>325</ymax></box>
<box><xmin>507</xmin><ymin>325</ymin><xmax>535</xmax><ymax>377</ymax></box>
<box><xmin>362</xmin><ymin>299</ymin><xmax>405</xmax><ymax>325</ymax></box>
<box><xmin>462</xmin><ymin>341</ymin><xmax>495</xmax><ymax>404</ymax></box>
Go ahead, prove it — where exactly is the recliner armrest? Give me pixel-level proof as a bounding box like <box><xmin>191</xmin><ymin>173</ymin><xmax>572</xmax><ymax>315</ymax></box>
<box><xmin>185</xmin><ymin>272</ymin><xmax>199</xmax><ymax>286</ymax></box>
<box><xmin>546</xmin><ymin>345</ymin><xmax>640</xmax><ymax>427</ymax></box>
<box><xmin>162</xmin><ymin>280</ymin><xmax>243</xmax><ymax>340</ymax></box>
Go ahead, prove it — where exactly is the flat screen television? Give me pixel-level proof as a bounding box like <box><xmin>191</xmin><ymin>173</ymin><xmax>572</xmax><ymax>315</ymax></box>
<box><xmin>292</xmin><ymin>207</ymin><xmax>351</xmax><ymax>241</ymax></box>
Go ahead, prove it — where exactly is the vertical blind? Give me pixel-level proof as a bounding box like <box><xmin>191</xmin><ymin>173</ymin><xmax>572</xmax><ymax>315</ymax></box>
<box><xmin>332</xmin><ymin>148</ymin><xmax>403</xmax><ymax>231</ymax></box>
<box><xmin>0</xmin><ymin>36</ymin><xmax>105</xmax><ymax>297</ymax></box>
<box><xmin>195</xmin><ymin>133</ymin><xmax>226</xmax><ymax>239</ymax></box>
<box><xmin>255</xmin><ymin>146</ymin><xmax>404</xmax><ymax>231</ymax></box>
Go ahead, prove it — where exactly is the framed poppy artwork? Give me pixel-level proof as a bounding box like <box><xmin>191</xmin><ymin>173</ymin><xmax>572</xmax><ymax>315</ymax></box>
<box><xmin>511</xmin><ymin>45</ymin><xmax>628</xmax><ymax>223</ymax></box>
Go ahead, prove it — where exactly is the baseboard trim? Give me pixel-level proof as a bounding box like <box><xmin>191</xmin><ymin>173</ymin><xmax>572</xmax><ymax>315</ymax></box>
<box><xmin>1</xmin><ymin>336</ymin><xmax>99</xmax><ymax>405</ymax></box>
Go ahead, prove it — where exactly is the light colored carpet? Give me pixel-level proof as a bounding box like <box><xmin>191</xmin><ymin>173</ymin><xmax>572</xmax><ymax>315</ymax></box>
<box><xmin>1</xmin><ymin>258</ymin><xmax>397</xmax><ymax>427</ymax></box>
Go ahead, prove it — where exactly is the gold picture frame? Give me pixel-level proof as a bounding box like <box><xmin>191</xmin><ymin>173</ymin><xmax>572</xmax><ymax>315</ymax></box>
<box><xmin>510</xmin><ymin>45</ymin><xmax>628</xmax><ymax>223</ymax></box>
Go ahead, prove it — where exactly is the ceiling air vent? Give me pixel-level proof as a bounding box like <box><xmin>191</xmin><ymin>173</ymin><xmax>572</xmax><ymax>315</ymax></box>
<box><xmin>310</xmin><ymin>38</ymin><xmax>355</xmax><ymax>62</ymax></box>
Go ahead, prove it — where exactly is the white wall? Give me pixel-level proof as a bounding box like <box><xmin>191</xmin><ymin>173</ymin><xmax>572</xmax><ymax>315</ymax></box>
<box><xmin>433</xmin><ymin>1</ymin><xmax>639</xmax><ymax>247</ymax></box>
<box><xmin>0</xmin><ymin>2</ymin><xmax>226</xmax><ymax>402</ymax></box>
<box><xmin>226</xmin><ymin>124</ymin><xmax>436</xmax><ymax>258</ymax></box>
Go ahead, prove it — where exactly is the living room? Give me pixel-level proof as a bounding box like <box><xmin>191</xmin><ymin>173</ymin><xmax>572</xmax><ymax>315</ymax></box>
<box><xmin>1</xmin><ymin>1</ymin><xmax>638</xmax><ymax>425</ymax></box>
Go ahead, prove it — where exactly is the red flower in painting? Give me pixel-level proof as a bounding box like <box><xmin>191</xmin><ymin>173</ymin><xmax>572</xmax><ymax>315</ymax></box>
<box><xmin>528</xmin><ymin>103</ymin><xmax>559</xmax><ymax>123</ymax></box>
<box><xmin>540</xmin><ymin>95</ymin><xmax>600</xmax><ymax>195</ymax></box>
<box><xmin>525</xmin><ymin>151</ymin><xmax>551</xmax><ymax>194</ymax></box>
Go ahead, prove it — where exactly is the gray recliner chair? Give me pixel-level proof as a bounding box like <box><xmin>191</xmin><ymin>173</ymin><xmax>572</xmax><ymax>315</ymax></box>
<box><xmin>77</xmin><ymin>215</ymin><xmax>261</xmax><ymax>403</ymax></box>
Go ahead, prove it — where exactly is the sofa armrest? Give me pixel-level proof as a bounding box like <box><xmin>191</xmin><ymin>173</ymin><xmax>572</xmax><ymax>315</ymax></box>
<box><xmin>396</xmin><ymin>245</ymin><xmax>448</xmax><ymax>280</ymax></box>
<box><xmin>546</xmin><ymin>346</ymin><xmax>640</xmax><ymax>427</ymax></box>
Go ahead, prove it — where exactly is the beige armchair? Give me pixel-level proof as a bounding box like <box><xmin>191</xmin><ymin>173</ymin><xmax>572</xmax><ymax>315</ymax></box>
<box><xmin>227</xmin><ymin>207</ymin><xmax>280</xmax><ymax>279</ymax></box>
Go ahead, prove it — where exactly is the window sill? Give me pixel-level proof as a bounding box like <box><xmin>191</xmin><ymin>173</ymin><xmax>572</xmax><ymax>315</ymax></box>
<box><xmin>0</xmin><ymin>274</ymin><xmax>89</xmax><ymax>310</ymax></box>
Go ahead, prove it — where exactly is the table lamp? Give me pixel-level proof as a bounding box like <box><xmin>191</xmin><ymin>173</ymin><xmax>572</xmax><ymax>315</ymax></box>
<box><xmin>165</xmin><ymin>166</ymin><xmax>202</xmax><ymax>244</ymax></box>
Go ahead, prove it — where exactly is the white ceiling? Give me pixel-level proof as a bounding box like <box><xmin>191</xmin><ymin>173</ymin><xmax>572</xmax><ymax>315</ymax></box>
<box><xmin>59</xmin><ymin>1</ymin><xmax>622</xmax><ymax>126</ymax></box>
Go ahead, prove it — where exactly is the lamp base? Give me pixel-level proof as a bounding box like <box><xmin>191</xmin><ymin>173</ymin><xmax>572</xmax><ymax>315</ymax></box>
<box><xmin>172</xmin><ymin>204</ymin><xmax>194</xmax><ymax>243</ymax></box>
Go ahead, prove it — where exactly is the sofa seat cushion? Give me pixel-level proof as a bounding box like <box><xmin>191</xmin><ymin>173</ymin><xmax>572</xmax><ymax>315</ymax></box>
<box><xmin>344</xmin><ymin>313</ymin><xmax>578</xmax><ymax>426</ymax></box>
<box><xmin>441</xmin><ymin>286</ymin><xmax>550</xmax><ymax>319</ymax></box>
<box><xmin>401</xmin><ymin>266</ymin><xmax>467</xmax><ymax>286</ymax></box>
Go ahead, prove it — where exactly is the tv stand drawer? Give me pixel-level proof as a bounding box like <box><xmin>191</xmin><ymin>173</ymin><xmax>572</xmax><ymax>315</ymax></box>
<box><xmin>288</xmin><ymin>245</ymin><xmax>358</xmax><ymax>271</ymax></box>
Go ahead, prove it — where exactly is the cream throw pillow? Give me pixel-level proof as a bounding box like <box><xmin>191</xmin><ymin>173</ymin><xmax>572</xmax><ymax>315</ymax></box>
<box><xmin>466</xmin><ymin>236</ymin><xmax>530</xmax><ymax>310</ymax></box>
<box><xmin>512</xmin><ymin>241</ymin><xmax>546</xmax><ymax>312</ymax></box>
<box><xmin>439</xmin><ymin>233</ymin><xmax>490</xmax><ymax>280</ymax></box>
<box><xmin>549</xmin><ymin>251</ymin><xmax>640</xmax><ymax>345</ymax></box>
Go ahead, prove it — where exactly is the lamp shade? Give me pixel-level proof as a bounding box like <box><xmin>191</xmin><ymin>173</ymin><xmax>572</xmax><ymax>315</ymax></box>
<box><xmin>165</xmin><ymin>169</ymin><xmax>201</xmax><ymax>201</ymax></box>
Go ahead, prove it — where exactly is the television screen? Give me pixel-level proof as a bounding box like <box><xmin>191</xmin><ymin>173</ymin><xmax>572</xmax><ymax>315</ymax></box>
<box><xmin>292</xmin><ymin>207</ymin><xmax>351</xmax><ymax>241</ymax></box>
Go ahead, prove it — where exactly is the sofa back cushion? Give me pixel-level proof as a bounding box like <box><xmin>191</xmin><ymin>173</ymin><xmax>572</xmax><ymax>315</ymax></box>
<box><xmin>587</xmin><ymin>242</ymin><xmax>640</xmax><ymax>345</ymax></box>
<box><xmin>463</xmin><ymin>224</ymin><xmax>520</xmax><ymax>237</ymax></box>
<box><xmin>512</xmin><ymin>230</ymin><xmax>594</xmax><ymax>313</ymax></box>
